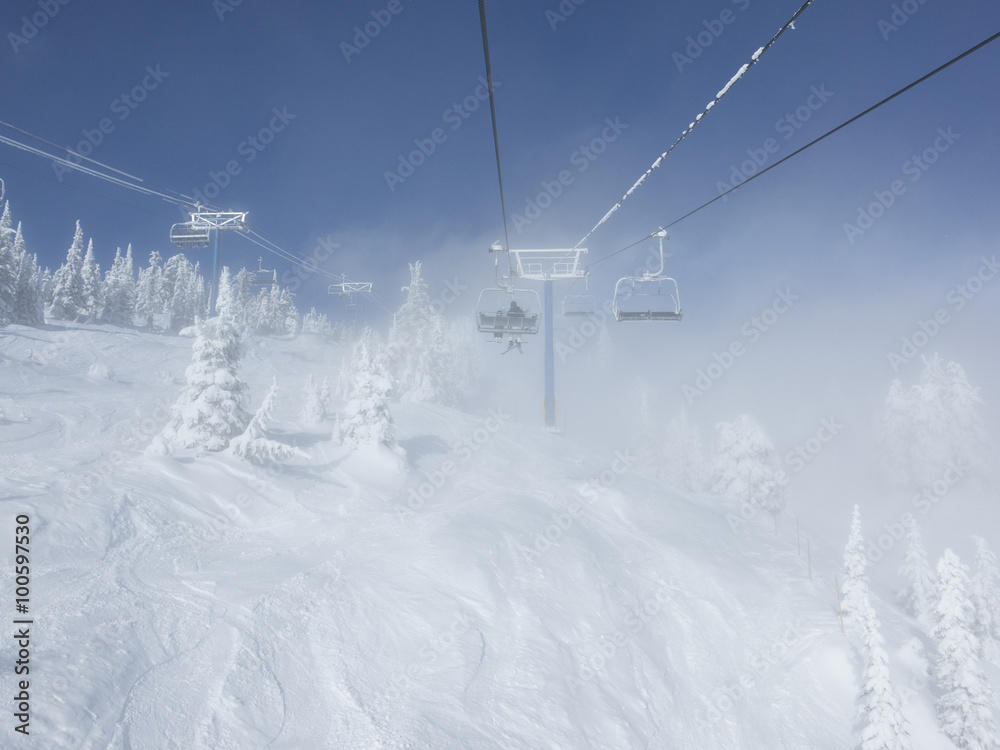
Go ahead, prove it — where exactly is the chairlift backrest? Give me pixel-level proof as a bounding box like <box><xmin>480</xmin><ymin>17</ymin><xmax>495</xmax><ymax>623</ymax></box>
<box><xmin>170</xmin><ymin>222</ymin><xmax>210</xmax><ymax>248</ymax></box>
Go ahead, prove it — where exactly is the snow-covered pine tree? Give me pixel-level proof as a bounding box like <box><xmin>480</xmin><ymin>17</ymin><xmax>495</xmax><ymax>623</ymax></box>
<box><xmin>276</xmin><ymin>286</ymin><xmax>298</xmax><ymax>335</ymax></box>
<box><xmin>215</xmin><ymin>266</ymin><xmax>234</xmax><ymax>320</ymax></box>
<box><xmin>661</xmin><ymin>407</ymin><xmax>708</xmax><ymax>492</ymax></box>
<box><xmin>971</xmin><ymin>537</ymin><xmax>1000</xmax><ymax>662</ymax></box>
<box><xmin>167</xmin><ymin>255</ymin><xmax>202</xmax><ymax>332</ymax></box>
<box><xmin>843</xmin><ymin>504</ymin><xmax>868</xmax><ymax>621</ymax></box>
<box><xmin>0</xmin><ymin>202</ymin><xmax>15</xmax><ymax>326</ymax></box>
<box><xmin>882</xmin><ymin>378</ymin><xmax>913</xmax><ymax>489</ymax></box>
<box><xmin>855</xmin><ymin>589</ymin><xmax>912</xmax><ymax>750</ymax></box>
<box><xmin>80</xmin><ymin>239</ymin><xmax>102</xmax><ymax>321</ymax></box>
<box><xmin>319</xmin><ymin>375</ymin><xmax>332</xmax><ymax>416</ymax></box>
<box><xmin>301</xmin><ymin>374</ymin><xmax>326</xmax><ymax>424</ymax></box>
<box><xmin>224</xmin><ymin>267</ymin><xmax>254</xmax><ymax>332</ymax></box>
<box><xmin>443</xmin><ymin>317</ymin><xmax>481</xmax><ymax>400</ymax></box>
<box><xmin>945</xmin><ymin>361</ymin><xmax>990</xmax><ymax>476</ymax></box>
<box><xmin>302</xmin><ymin>307</ymin><xmax>333</xmax><ymax>337</ymax></box>
<box><xmin>49</xmin><ymin>221</ymin><xmax>87</xmax><ymax>321</ymax></box>
<box><xmin>231</xmin><ymin>377</ymin><xmax>296</xmax><ymax>465</ymax></box>
<box><xmin>881</xmin><ymin>355</ymin><xmax>989</xmax><ymax>489</ymax></box>
<box><xmin>12</xmin><ymin>225</ymin><xmax>45</xmax><ymax>326</ymax></box>
<box><xmin>135</xmin><ymin>251</ymin><xmax>162</xmax><ymax>330</ymax></box>
<box><xmin>386</xmin><ymin>261</ymin><xmax>450</xmax><ymax>404</ymax></box>
<box><xmin>898</xmin><ymin>516</ymin><xmax>936</xmax><ymax>623</ymax></box>
<box><xmin>39</xmin><ymin>267</ymin><xmax>54</xmax><ymax>309</ymax></box>
<box><xmin>336</xmin><ymin>327</ymin><xmax>396</xmax><ymax>450</ymax></box>
<box><xmin>102</xmin><ymin>246</ymin><xmax>136</xmax><ymax>326</ymax></box>
<box><xmin>153</xmin><ymin>317</ymin><xmax>250</xmax><ymax>453</ymax></box>
<box><xmin>160</xmin><ymin>253</ymin><xmax>184</xmax><ymax>313</ymax></box>
<box><xmin>711</xmin><ymin>415</ymin><xmax>787</xmax><ymax>515</ymax></box>
<box><xmin>932</xmin><ymin>548</ymin><xmax>999</xmax><ymax>749</ymax></box>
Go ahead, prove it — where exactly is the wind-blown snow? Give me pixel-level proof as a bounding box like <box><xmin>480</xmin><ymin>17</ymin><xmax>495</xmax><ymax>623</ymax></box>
<box><xmin>0</xmin><ymin>323</ymin><xmax>961</xmax><ymax>748</ymax></box>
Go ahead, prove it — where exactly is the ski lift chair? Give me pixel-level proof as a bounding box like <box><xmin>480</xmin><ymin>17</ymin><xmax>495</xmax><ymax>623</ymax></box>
<box><xmin>476</xmin><ymin>288</ymin><xmax>541</xmax><ymax>342</ymax></box>
<box><xmin>169</xmin><ymin>222</ymin><xmax>210</xmax><ymax>248</ymax></box>
<box><xmin>612</xmin><ymin>229</ymin><xmax>683</xmax><ymax>322</ymax></box>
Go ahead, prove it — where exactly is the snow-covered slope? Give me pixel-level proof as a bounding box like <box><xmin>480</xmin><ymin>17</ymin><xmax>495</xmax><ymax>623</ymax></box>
<box><xmin>0</xmin><ymin>323</ymin><xmax>960</xmax><ymax>748</ymax></box>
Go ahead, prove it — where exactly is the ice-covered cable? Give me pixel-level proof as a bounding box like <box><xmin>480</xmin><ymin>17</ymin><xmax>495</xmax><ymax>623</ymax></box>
<box><xmin>573</xmin><ymin>0</ymin><xmax>817</xmax><ymax>249</ymax></box>
<box><xmin>587</xmin><ymin>28</ymin><xmax>1000</xmax><ymax>269</ymax></box>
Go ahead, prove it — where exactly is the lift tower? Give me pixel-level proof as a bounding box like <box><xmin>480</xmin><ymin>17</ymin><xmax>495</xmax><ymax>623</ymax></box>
<box><xmin>508</xmin><ymin>248</ymin><xmax>588</xmax><ymax>429</ymax></box>
<box><xmin>170</xmin><ymin>210</ymin><xmax>249</xmax><ymax>314</ymax></box>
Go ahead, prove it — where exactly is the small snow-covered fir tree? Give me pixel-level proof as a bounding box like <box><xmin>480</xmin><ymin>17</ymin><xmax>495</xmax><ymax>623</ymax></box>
<box><xmin>945</xmin><ymin>361</ymin><xmax>990</xmax><ymax>476</ymax></box>
<box><xmin>302</xmin><ymin>307</ymin><xmax>333</xmax><ymax>337</ymax></box>
<box><xmin>167</xmin><ymin>255</ymin><xmax>203</xmax><ymax>332</ymax></box>
<box><xmin>661</xmin><ymin>407</ymin><xmax>708</xmax><ymax>492</ymax></box>
<box><xmin>336</xmin><ymin>327</ymin><xmax>396</xmax><ymax>450</ymax></box>
<box><xmin>135</xmin><ymin>251</ymin><xmax>162</xmax><ymax>330</ymax></box>
<box><xmin>301</xmin><ymin>374</ymin><xmax>326</xmax><ymax>424</ymax></box>
<box><xmin>444</xmin><ymin>317</ymin><xmax>481</xmax><ymax>399</ymax></box>
<box><xmin>231</xmin><ymin>377</ymin><xmax>296</xmax><ymax>465</ymax></box>
<box><xmin>39</xmin><ymin>267</ymin><xmax>54</xmax><ymax>309</ymax></box>
<box><xmin>160</xmin><ymin>253</ymin><xmax>184</xmax><ymax>312</ymax></box>
<box><xmin>80</xmin><ymin>239</ymin><xmax>102</xmax><ymax>321</ymax></box>
<box><xmin>13</xmin><ymin>225</ymin><xmax>45</xmax><ymax>327</ymax></box>
<box><xmin>898</xmin><ymin>516</ymin><xmax>936</xmax><ymax>622</ymax></box>
<box><xmin>0</xmin><ymin>202</ymin><xmax>15</xmax><ymax>326</ymax></box>
<box><xmin>932</xmin><ymin>548</ymin><xmax>999</xmax><ymax>749</ymax></box>
<box><xmin>102</xmin><ymin>245</ymin><xmax>136</xmax><ymax>326</ymax></box>
<box><xmin>49</xmin><ymin>221</ymin><xmax>87</xmax><ymax>321</ymax></box>
<box><xmin>711</xmin><ymin>414</ymin><xmax>787</xmax><ymax>515</ymax></box>
<box><xmin>882</xmin><ymin>355</ymin><xmax>989</xmax><ymax>489</ymax></box>
<box><xmin>386</xmin><ymin>261</ymin><xmax>451</xmax><ymax>404</ymax></box>
<box><xmin>843</xmin><ymin>504</ymin><xmax>868</xmax><ymax>621</ymax></box>
<box><xmin>319</xmin><ymin>375</ymin><xmax>332</xmax><ymax>416</ymax></box>
<box><xmin>215</xmin><ymin>266</ymin><xmax>235</xmax><ymax>320</ymax></box>
<box><xmin>228</xmin><ymin>268</ymin><xmax>254</xmax><ymax>332</ymax></box>
<box><xmin>855</xmin><ymin>590</ymin><xmax>912</xmax><ymax>750</ymax></box>
<box><xmin>153</xmin><ymin>317</ymin><xmax>250</xmax><ymax>453</ymax></box>
<box><xmin>971</xmin><ymin>537</ymin><xmax>1000</xmax><ymax>662</ymax></box>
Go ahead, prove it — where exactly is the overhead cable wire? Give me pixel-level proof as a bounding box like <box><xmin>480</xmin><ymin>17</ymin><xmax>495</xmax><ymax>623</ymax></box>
<box><xmin>477</xmin><ymin>0</ymin><xmax>513</xmax><ymax>265</ymax></box>
<box><xmin>588</xmin><ymin>29</ymin><xmax>1000</xmax><ymax>269</ymax></box>
<box><xmin>574</xmin><ymin>0</ymin><xmax>818</xmax><ymax>249</ymax></box>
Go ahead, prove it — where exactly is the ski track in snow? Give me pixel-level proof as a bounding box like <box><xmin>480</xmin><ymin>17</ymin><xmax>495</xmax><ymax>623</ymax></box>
<box><xmin>0</xmin><ymin>324</ymin><xmax>875</xmax><ymax>748</ymax></box>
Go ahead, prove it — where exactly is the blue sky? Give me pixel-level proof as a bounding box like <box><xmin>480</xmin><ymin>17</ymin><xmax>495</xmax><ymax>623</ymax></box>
<box><xmin>3</xmin><ymin>0</ymin><xmax>998</xmax><ymax>526</ymax></box>
<box><xmin>1</xmin><ymin>0</ymin><xmax>996</xmax><ymax>303</ymax></box>
<box><xmin>1</xmin><ymin>0</ymin><xmax>998</xmax><ymax>381</ymax></box>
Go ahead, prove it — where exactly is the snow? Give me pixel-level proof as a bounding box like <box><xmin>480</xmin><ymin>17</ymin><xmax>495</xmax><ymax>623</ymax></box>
<box><xmin>716</xmin><ymin>64</ymin><xmax>750</xmax><ymax>100</ymax></box>
<box><xmin>0</xmin><ymin>323</ymin><xmax>993</xmax><ymax>748</ymax></box>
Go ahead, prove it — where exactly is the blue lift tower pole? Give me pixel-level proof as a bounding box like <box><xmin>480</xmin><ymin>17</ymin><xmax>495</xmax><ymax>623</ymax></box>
<box><xmin>504</xmin><ymin>248</ymin><xmax>586</xmax><ymax>430</ymax></box>
<box><xmin>544</xmin><ymin>279</ymin><xmax>556</xmax><ymax>428</ymax></box>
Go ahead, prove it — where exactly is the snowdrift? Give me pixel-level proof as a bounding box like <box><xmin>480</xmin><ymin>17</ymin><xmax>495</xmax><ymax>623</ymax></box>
<box><xmin>0</xmin><ymin>323</ymin><xmax>896</xmax><ymax>748</ymax></box>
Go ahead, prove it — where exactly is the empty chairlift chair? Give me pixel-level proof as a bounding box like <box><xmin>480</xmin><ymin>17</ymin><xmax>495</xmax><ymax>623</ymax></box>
<box><xmin>561</xmin><ymin>275</ymin><xmax>597</xmax><ymax>317</ymax></box>
<box><xmin>250</xmin><ymin>257</ymin><xmax>276</xmax><ymax>285</ymax></box>
<box><xmin>169</xmin><ymin>222</ymin><xmax>210</xmax><ymax>248</ymax></box>
<box><xmin>612</xmin><ymin>229</ymin><xmax>683</xmax><ymax>322</ymax></box>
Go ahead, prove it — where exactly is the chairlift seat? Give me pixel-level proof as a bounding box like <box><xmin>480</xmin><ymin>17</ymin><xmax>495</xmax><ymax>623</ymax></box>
<box><xmin>477</xmin><ymin>311</ymin><xmax>540</xmax><ymax>335</ymax></box>
<box><xmin>612</xmin><ymin>275</ymin><xmax>682</xmax><ymax>323</ymax></box>
<box><xmin>475</xmin><ymin>287</ymin><xmax>542</xmax><ymax>339</ymax></box>
<box><xmin>561</xmin><ymin>294</ymin><xmax>597</xmax><ymax>317</ymax></box>
<box><xmin>615</xmin><ymin>309</ymin><xmax>683</xmax><ymax>322</ymax></box>
<box><xmin>169</xmin><ymin>222</ymin><xmax>210</xmax><ymax>248</ymax></box>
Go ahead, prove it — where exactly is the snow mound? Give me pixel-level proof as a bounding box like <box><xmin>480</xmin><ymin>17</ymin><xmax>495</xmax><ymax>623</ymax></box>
<box><xmin>0</xmin><ymin>326</ymin><xmax>896</xmax><ymax>749</ymax></box>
